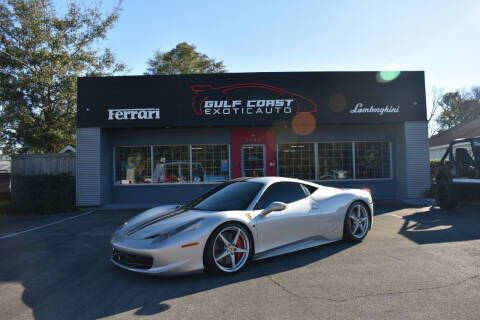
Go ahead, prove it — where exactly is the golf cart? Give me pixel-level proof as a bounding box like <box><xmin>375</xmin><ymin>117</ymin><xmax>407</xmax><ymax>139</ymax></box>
<box><xmin>434</xmin><ymin>137</ymin><xmax>480</xmax><ymax>209</ymax></box>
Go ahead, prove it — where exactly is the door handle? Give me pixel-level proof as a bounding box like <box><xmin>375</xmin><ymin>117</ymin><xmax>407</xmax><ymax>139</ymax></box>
<box><xmin>311</xmin><ymin>205</ymin><xmax>319</xmax><ymax>210</ymax></box>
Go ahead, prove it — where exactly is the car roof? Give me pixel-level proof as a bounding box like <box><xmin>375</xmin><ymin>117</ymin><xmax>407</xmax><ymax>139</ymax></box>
<box><xmin>246</xmin><ymin>176</ymin><xmax>318</xmax><ymax>186</ymax></box>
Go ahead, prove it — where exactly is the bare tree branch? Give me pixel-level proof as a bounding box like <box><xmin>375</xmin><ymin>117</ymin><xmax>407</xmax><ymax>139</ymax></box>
<box><xmin>428</xmin><ymin>86</ymin><xmax>444</xmax><ymax>137</ymax></box>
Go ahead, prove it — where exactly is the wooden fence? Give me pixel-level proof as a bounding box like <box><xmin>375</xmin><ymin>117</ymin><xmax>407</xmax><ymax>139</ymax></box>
<box><xmin>12</xmin><ymin>153</ymin><xmax>75</xmax><ymax>175</ymax></box>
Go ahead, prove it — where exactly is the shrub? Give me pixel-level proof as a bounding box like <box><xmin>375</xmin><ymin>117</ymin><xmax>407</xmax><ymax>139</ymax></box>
<box><xmin>10</xmin><ymin>174</ymin><xmax>75</xmax><ymax>214</ymax></box>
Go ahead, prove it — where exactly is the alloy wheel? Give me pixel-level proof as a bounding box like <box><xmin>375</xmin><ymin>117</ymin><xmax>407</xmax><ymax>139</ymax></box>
<box><xmin>348</xmin><ymin>204</ymin><xmax>369</xmax><ymax>239</ymax></box>
<box><xmin>213</xmin><ymin>226</ymin><xmax>250</xmax><ymax>273</ymax></box>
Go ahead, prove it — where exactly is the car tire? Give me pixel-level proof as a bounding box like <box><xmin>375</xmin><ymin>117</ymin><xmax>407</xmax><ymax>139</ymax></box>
<box><xmin>435</xmin><ymin>179</ymin><xmax>459</xmax><ymax>209</ymax></box>
<box><xmin>203</xmin><ymin>222</ymin><xmax>253</xmax><ymax>275</ymax></box>
<box><xmin>343</xmin><ymin>201</ymin><xmax>370</xmax><ymax>242</ymax></box>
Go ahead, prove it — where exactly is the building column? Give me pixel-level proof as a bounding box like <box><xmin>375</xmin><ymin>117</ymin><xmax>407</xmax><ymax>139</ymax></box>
<box><xmin>403</xmin><ymin>121</ymin><xmax>431</xmax><ymax>198</ymax></box>
<box><xmin>76</xmin><ymin>127</ymin><xmax>102</xmax><ymax>206</ymax></box>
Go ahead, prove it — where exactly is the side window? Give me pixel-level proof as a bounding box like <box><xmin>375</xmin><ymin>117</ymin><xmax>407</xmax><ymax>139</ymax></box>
<box><xmin>302</xmin><ymin>184</ymin><xmax>317</xmax><ymax>195</ymax></box>
<box><xmin>254</xmin><ymin>182</ymin><xmax>308</xmax><ymax>210</ymax></box>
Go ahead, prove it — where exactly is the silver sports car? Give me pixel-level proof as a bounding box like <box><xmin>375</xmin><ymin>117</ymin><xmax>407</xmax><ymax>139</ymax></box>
<box><xmin>111</xmin><ymin>177</ymin><xmax>373</xmax><ymax>275</ymax></box>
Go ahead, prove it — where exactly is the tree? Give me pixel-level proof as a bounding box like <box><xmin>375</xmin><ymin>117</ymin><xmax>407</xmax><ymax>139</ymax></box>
<box><xmin>428</xmin><ymin>87</ymin><xmax>443</xmax><ymax>137</ymax></box>
<box><xmin>436</xmin><ymin>87</ymin><xmax>480</xmax><ymax>132</ymax></box>
<box><xmin>145</xmin><ymin>42</ymin><xmax>226</xmax><ymax>75</ymax></box>
<box><xmin>0</xmin><ymin>0</ymin><xmax>125</xmax><ymax>154</ymax></box>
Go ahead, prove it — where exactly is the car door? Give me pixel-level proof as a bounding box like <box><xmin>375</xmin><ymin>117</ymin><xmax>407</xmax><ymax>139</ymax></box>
<box><xmin>307</xmin><ymin>186</ymin><xmax>347</xmax><ymax>240</ymax></box>
<box><xmin>253</xmin><ymin>182</ymin><xmax>316</xmax><ymax>253</ymax></box>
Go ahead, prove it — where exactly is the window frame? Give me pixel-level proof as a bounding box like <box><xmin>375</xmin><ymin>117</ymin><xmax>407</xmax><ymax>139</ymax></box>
<box><xmin>276</xmin><ymin>142</ymin><xmax>316</xmax><ymax>181</ymax></box>
<box><xmin>152</xmin><ymin>144</ymin><xmax>191</xmax><ymax>184</ymax></box>
<box><xmin>353</xmin><ymin>140</ymin><xmax>393</xmax><ymax>180</ymax></box>
<box><xmin>112</xmin><ymin>140</ymin><xmax>393</xmax><ymax>186</ymax></box>
<box><xmin>252</xmin><ymin>181</ymin><xmax>310</xmax><ymax>210</ymax></box>
<box><xmin>191</xmin><ymin>143</ymin><xmax>232</xmax><ymax>183</ymax></box>
<box><xmin>276</xmin><ymin>140</ymin><xmax>393</xmax><ymax>182</ymax></box>
<box><xmin>241</xmin><ymin>143</ymin><xmax>266</xmax><ymax>177</ymax></box>
<box><xmin>317</xmin><ymin>141</ymin><xmax>355</xmax><ymax>181</ymax></box>
<box><xmin>113</xmin><ymin>144</ymin><xmax>231</xmax><ymax>186</ymax></box>
<box><xmin>112</xmin><ymin>145</ymin><xmax>152</xmax><ymax>186</ymax></box>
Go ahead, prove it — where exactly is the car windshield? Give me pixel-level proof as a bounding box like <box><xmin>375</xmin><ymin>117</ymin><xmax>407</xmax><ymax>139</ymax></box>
<box><xmin>185</xmin><ymin>180</ymin><xmax>263</xmax><ymax>211</ymax></box>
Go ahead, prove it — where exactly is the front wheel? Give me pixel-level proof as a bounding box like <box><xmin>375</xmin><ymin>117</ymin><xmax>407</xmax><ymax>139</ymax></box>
<box><xmin>435</xmin><ymin>179</ymin><xmax>459</xmax><ymax>209</ymax></box>
<box><xmin>203</xmin><ymin>222</ymin><xmax>252</xmax><ymax>274</ymax></box>
<box><xmin>343</xmin><ymin>201</ymin><xmax>370</xmax><ymax>242</ymax></box>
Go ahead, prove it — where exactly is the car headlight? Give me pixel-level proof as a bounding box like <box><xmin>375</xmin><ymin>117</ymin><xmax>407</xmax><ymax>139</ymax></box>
<box><xmin>151</xmin><ymin>218</ymin><xmax>203</xmax><ymax>244</ymax></box>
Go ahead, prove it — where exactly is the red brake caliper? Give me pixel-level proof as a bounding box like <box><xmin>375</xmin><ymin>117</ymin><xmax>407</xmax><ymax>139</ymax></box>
<box><xmin>235</xmin><ymin>237</ymin><xmax>243</xmax><ymax>261</ymax></box>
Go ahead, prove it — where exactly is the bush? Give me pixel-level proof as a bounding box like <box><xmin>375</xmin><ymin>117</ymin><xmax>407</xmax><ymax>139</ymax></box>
<box><xmin>10</xmin><ymin>174</ymin><xmax>75</xmax><ymax>214</ymax></box>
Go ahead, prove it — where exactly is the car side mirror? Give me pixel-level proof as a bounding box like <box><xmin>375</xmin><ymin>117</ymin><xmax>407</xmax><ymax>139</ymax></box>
<box><xmin>260</xmin><ymin>201</ymin><xmax>287</xmax><ymax>217</ymax></box>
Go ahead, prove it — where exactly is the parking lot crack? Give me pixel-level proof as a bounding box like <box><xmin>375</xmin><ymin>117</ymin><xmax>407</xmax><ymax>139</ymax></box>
<box><xmin>267</xmin><ymin>276</ymin><xmax>338</xmax><ymax>302</ymax></box>
<box><xmin>267</xmin><ymin>274</ymin><xmax>480</xmax><ymax>303</ymax></box>
<box><xmin>345</xmin><ymin>273</ymin><xmax>480</xmax><ymax>301</ymax></box>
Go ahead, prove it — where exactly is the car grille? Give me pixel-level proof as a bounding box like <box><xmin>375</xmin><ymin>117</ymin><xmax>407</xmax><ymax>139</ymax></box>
<box><xmin>112</xmin><ymin>249</ymin><xmax>153</xmax><ymax>269</ymax></box>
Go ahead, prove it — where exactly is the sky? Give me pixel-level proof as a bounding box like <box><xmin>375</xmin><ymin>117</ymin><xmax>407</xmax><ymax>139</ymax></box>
<box><xmin>54</xmin><ymin>0</ymin><xmax>480</xmax><ymax>114</ymax></box>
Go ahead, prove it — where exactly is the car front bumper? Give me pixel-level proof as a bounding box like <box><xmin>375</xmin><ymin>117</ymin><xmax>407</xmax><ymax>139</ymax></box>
<box><xmin>110</xmin><ymin>235</ymin><xmax>206</xmax><ymax>275</ymax></box>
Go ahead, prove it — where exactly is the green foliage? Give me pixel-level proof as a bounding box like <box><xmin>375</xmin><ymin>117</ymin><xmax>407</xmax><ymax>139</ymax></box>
<box><xmin>436</xmin><ymin>87</ymin><xmax>480</xmax><ymax>131</ymax></box>
<box><xmin>145</xmin><ymin>42</ymin><xmax>226</xmax><ymax>75</ymax></box>
<box><xmin>10</xmin><ymin>174</ymin><xmax>75</xmax><ymax>213</ymax></box>
<box><xmin>0</xmin><ymin>0</ymin><xmax>125</xmax><ymax>154</ymax></box>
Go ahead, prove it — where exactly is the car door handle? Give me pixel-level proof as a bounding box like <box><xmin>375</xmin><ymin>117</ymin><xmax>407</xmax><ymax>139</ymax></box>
<box><xmin>311</xmin><ymin>205</ymin><xmax>319</xmax><ymax>210</ymax></box>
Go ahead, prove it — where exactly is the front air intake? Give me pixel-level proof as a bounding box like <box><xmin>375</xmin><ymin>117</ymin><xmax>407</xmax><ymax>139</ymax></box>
<box><xmin>112</xmin><ymin>249</ymin><xmax>153</xmax><ymax>269</ymax></box>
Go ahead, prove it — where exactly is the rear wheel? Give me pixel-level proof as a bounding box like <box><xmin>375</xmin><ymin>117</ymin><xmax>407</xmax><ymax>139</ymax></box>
<box><xmin>203</xmin><ymin>223</ymin><xmax>252</xmax><ymax>274</ymax></box>
<box><xmin>435</xmin><ymin>179</ymin><xmax>459</xmax><ymax>209</ymax></box>
<box><xmin>343</xmin><ymin>201</ymin><xmax>370</xmax><ymax>242</ymax></box>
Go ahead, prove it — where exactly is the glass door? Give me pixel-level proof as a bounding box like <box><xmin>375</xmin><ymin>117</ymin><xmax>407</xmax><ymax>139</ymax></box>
<box><xmin>241</xmin><ymin>144</ymin><xmax>265</xmax><ymax>177</ymax></box>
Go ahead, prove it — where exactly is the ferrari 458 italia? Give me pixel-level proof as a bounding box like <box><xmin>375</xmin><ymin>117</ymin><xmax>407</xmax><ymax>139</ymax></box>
<box><xmin>111</xmin><ymin>177</ymin><xmax>373</xmax><ymax>275</ymax></box>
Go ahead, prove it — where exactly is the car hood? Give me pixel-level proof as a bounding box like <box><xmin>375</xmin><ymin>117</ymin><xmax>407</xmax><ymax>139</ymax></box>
<box><xmin>117</xmin><ymin>205</ymin><xmax>212</xmax><ymax>240</ymax></box>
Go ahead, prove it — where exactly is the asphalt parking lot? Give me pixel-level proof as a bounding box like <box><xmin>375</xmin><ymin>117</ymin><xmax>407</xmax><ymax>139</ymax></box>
<box><xmin>0</xmin><ymin>203</ymin><xmax>479</xmax><ymax>320</ymax></box>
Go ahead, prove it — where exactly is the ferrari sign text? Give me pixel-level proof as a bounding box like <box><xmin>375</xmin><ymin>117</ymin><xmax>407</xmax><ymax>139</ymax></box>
<box><xmin>108</xmin><ymin>108</ymin><xmax>160</xmax><ymax>120</ymax></box>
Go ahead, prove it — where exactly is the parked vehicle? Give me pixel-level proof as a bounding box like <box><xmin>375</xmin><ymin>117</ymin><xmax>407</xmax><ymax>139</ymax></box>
<box><xmin>111</xmin><ymin>177</ymin><xmax>373</xmax><ymax>275</ymax></box>
<box><xmin>434</xmin><ymin>137</ymin><xmax>480</xmax><ymax>209</ymax></box>
<box><xmin>153</xmin><ymin>161</ymin><xmax>228</xmax><ymax>183</ymax></box>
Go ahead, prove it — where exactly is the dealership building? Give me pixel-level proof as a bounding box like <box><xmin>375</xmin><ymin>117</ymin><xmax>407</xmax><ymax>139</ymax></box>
<box><xmin>76</xmin><ymin>71</ymin><xmax>430</xmax><ymax>207</ymax></box>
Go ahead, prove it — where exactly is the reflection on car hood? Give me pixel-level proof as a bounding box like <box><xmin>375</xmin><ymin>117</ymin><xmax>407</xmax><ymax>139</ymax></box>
<box><xmin>119</xmin><ymin>205</ymin><xmax>209</xmax><ymax>240</ymax></box>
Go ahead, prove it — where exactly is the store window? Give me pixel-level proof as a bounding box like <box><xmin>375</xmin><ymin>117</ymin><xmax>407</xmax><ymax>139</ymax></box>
<box><xmin>318</xmin><ymin>142</ymin><xmax>353</xmax><ymax>180</ymax></box>
<box><xmin>277</xmin><ymin>143</ymin><xmax>315</xmax><ymax>180</ymax></box>
<box><xmin>115</xmin><ymin>146</ymin><xmax>151</xmax><ymax>184</ymax></box>
<box><xmin>355</xmin><ymin>141</ymin><xmax>391</xmax><ymax>179</ymax></box>
<box><xmin>153</xmin><ymin>145</ymin><xmax>190</xmax><ymax>183</ymax></box>
<box><xmin>191</xmin><ymin>145</ymin><xmax>230</xmax><ymax>182</ymax></box>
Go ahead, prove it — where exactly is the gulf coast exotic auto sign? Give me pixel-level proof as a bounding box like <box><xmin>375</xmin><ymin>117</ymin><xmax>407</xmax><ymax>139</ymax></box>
<box><xmin>190</xmin><ymin>83</ymin><xmax>318</xmax><ymax>116</ymax></box>
<box><xmin>76</xmin><ymin>71</ymin><xmax>427</xmax><ymax>128</ymax></box>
